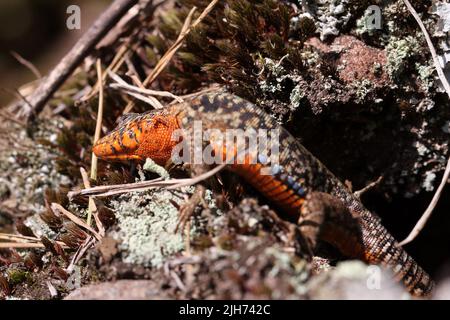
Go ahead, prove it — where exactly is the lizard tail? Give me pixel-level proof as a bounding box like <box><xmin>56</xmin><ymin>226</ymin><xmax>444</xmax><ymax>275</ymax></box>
<box><xmin>299</xmin><ymin>192</ymin><xmax>435</xmax><ymax>297</ymax></box>
<box><xmin>359</xmin><ymin>213</ymin><xmax>435</xmax><ymax>297</ymax></box>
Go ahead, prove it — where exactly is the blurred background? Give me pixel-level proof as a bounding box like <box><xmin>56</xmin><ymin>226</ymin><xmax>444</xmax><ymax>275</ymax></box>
<box><xmin>0</xmin><ymin>0</ymin><xmax>109</xmax><ymax>106</ymax></box>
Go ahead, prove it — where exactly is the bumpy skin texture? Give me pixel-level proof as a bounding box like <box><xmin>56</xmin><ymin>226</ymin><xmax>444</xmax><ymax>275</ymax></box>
<box><xmin>93</xmin><ymin>90</ymin><xmax>434</xmax><ymax>297</ymax></box>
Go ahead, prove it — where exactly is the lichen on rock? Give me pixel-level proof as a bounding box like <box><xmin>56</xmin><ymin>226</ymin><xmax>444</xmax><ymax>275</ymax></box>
<box><xmin>109</xmin><ymin>187</ymin><xmax>219</xmax><ymax>267</ymax></box>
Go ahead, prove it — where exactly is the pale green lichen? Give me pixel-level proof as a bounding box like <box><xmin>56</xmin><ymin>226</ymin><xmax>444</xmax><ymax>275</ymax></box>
<box><xmin>416</xmin><ymin>62</ymin><xmax>435</xmax><ymax>92</ymax></box>
<box><xmin>422</xmin><ymin>172</ymin><xmax>437</xmax><ymax>192</ymax></box>
<box><xmin>24</xmin><ymin>214</ymin><xmax>56</xmax><ymax>238</ymax></box>
<box><xmin>300</xmin><ymin>50</ymin><xmax>320</xmax><ymax>68</ymax></box>
<box><xmin>143</xmin><ymin>158</ymin><xmax>170</xmax><ymax>179</ymax></box>
<box><xmin>386</xmin><ymin>35</ymin><xmax>421</xmax><ymax>79</ymax></box>
<box><xmin>431</xmin><ymin>2</ymin><xmax>450</xmax><ymax>34</ymax></box>
<box><xmin>309</xmin><ymin>0</ymin><xmax>353</xmax><ymax>40</ymax></box>
<box><xmin>257</xmin><ymin>56</ymin><xmax>289</xmax><ymax>94</ymax></box>
<box><xmin>356</xmin><ymin>5</ymin><xmax>382</xmax><ymax>36</ymax></box>
<box><xmin>110</xmin><ymin>187</ymin><xmax>219</xmax><ymax>267</ymax></box>
<box><xmin>307</xmin><ymin>260</ymin><xmax>409</xmax><ymax>299</ymax></box>
<box><xmin>1</xmin><ymin>118</ymin><xmax>71</xmax><ymax>239</ymax></box>
<box><xmin>351</xmin><ymin>79</ymin><xmax>373</xmax><ymax>101</ymax></box>
<box><xmin>264</xmin><ymin>246</ymin><xmax>309</xmax><ymax>296</ymax></box>
<box><xmin>289</xmin><ymin>84</ymin><xmax>306</xmax><ymax>110</ymax></box>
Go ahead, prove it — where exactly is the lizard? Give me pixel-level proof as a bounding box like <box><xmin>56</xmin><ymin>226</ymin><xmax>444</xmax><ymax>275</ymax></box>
<box><xmin>92</xmin><ymin>89</ymin><xmax>435</xmax><ymax>297</ymax></box>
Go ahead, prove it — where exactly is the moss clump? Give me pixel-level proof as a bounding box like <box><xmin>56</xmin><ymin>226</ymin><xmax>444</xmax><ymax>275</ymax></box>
<box><xmin>7</xmin><ymin>269</ymin><xmax>30</xmax><ymax>286</ymax></box>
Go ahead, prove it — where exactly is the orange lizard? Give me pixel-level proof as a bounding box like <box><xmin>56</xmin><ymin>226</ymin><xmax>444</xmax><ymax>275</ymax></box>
<box><xmin>93</xmin><ymin>90</ymin><xmax>434</xmax><ymax>297</ymax></box>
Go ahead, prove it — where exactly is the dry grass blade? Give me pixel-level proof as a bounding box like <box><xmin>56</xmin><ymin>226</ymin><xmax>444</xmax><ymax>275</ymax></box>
<box><xmin>10</xmin><ymin>51</ymin><xmax>41</xmax><ymax>79</ymax></box>
<box><xmin>108</xmin><ymin>71</ymin><xmax>165</xmax><ymax>108</ymax></box>
<box><xmin>79</xmin><ymin>40</ymin><xmax>129</xmax><ymax>103</ymax></box>
<box><xmin>116</xmin><ymin>89</ymin><xmax>166</xmax><ymax>109</ymax></box>
<box><xmin>167</xmin><ymin>163</ymin><xmax>227</xmax><ymax>190</ymax></box>
<box><xmin>0</xmin><ymin>109</ymin><xmax>26</xmax><ymax>126</ymax></box>
<box><xmin>108</xmin><ymin>70</ymin><xmax>183</xmax><ymax>101</ymax></box>
<box><xmin>66</xmin><ymin>235</ymin><xmax>96</xmax><ymax>273</ymax></box>
<box><xmin>50</xmin><ymin>203</ymin><xmax>102</xmax><ymax>241</ymax></box>
<box><xmin>80</xmin><ymin>168</ymin><xmax>106</xmax><ymax>237</ymax></box>
<box><xmin>0</xmin><ymin>232</ymin><xmax>69</xmax><ymax>249</ymax></box>
<box><xmin>68</xmin><ymin>163</ymin><xmax>226</xmax><ymax>198</ymax></box>
<box><xmin>398</xmin><ymin>0</ymin><xmax>450</xmax><ymax>246</ymax></box>
<box><xmin>86</xmin><ymin>59</ymin><xmax>105</xmax><ymax>226</ymax></box>
<box><xmin>68</xmin><ymin>177</ymin><xmax>189</xmax><ymax>198</ymax></box>
<box><xmin>0</xmin><ymin>243</ymin><xmax>51</xmax><ymax>249</ymax></box>
<box><xmin>123</xmin><ymin>0</ymin><xmax>219</xmax><ymax>113</ymax></box>
<box><xmin>0</xmin><ymin>233</ymin><xmax>40</xmax><ymax>242</ymax></box>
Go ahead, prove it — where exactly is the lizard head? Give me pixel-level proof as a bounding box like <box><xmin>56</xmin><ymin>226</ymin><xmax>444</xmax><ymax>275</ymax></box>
<box><xmin>93</xmin><ymin>109</ymin><xmax>181</xmax><ymax>165</ymax></box>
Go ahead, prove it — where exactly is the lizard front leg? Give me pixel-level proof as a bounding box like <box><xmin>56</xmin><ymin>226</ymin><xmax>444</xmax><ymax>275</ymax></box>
<box><xmin>298</xmin><ymin>192</ymin><xmax>367</xmax><ymax>261</ymax></box>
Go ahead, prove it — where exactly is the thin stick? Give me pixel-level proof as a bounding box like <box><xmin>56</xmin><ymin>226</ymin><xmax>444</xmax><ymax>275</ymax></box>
<box><xmin>66</xmin><ymin>235</ymin><xmax>96</xmax><ymax>273</ymax></box>
<box><xmin>51</xmin><ymin>203</ymin><xmax>102</xmax><ymax>241</ymax></box>
<box><xmin>354</xmin><ymin>176</ymin><xmax>383</xmax><ymax>200</ymax></box>
<box><xmin>86</xmin><ymin>59</ymin><xmax>105</xmax><ymax>226</ymax></box>
<box><xmin>0</xmin><ymin>109</ymin><xmax>26</xmax><ymax>126</ymax></box>
<box><xmin>68</xmin><ymin>164</ymin><xmax>226</xmax><ymax>198</ymax></box>
<box><xmin>23</xmin><ymin>0</ymin><xmax>139</xmax><ymax>122</ymax></box>
<box><xmin>80</xmin><ymin>168</ymin><xmax>106</xmax><ymax>237</ymax></box>
<box><xmin>0</xmin><ymin>234</ymin><xmax>41</xmax><ymax>242</ymax></box>
<box><xmin>167</xmin><ymin>163</ymin><xmax>227</xmax><ymax>190</ymax></box>
<box><xmin>0</xmin><ymin>234</ymin><xmax>69</xmax><ymax>249</ymax></box>
<box><xmin>398</xmin><ymin>0</ymin><xmax>450</xmax><ymax>246</ymax></box>
<box><xmin>10</xmin><ymin>51</ymin><xmax>41</xmax><ymax>79</ymax></box>
<box><xmin>68</xmin><ymin>177</ymin><xmax>186</xmax><ymax>198</ymax></box>
<box><xmin>0</xmin><ymin>243</ymin><xmax>50</xmax><ymax>249</ymax></box>
<box><xmin>108</xmin><ymin>70</ymin><xmax>183</xmax><ymax>101</ymax></box>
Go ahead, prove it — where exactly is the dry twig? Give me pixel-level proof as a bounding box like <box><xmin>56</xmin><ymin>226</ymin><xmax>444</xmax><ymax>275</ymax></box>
<box><xmin>80</xmin><ymin>168</ymin><xmax>106</xmax><ymax>237</ymax></box>
<box><xmin>398</xmin><ymin>0</ymin><xmax>450</xmax><ymax>246</ymax></box>
<box><xmin>51</xmin><ymin>203</ymin><xmax>102</xmax><ymax>241</ymax></box>
<box><xmin>86</xmin><ymin>59</ymin><xmax>105</xmax><ymax>226</ymax></box>
<box><xmin>0</xmin><ymin>233</ymin><xmax>68</xmax><ymax>249</ymax></box>
<box><xmin>21</xmin><ymin>0</ymin><xmax>139</xmax><ymax>122</ymax></box>
<box><xmin>68</xmin><ymin>163</ymin><xmax>227</xmax><ymax>198</ymax></box>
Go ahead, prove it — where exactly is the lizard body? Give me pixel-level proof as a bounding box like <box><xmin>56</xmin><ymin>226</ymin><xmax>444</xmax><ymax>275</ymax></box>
<box><xmin>93</xmin><ymin>90</ymin><xmax>434</xmax><ymax>296</ymax></box>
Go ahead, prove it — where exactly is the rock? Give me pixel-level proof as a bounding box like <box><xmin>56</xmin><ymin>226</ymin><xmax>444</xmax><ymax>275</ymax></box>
<box><xmin>64</xmin><ymin>280</ymin><xmax>169</xmax><ymax>300</ymax></box>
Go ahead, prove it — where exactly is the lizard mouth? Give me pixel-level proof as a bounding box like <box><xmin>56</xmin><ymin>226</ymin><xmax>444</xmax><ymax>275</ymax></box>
<box><xmin>92</xmin><ymin>138</ymin><xmax>142</xmax><ymax>162</ymax></box>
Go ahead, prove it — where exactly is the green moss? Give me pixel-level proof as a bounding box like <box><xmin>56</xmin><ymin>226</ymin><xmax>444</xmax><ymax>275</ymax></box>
<box><xmin>7</xmin><ymin>269</ymin><xmax>30</xmax><ymax>286</ymax></box>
